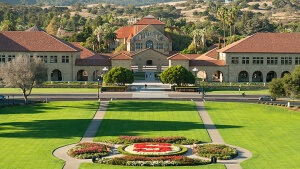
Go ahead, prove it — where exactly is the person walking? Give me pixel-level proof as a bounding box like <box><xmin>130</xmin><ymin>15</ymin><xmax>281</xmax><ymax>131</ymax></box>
<box><xmin>145</xmin><ymin>84</ymin><xmax>147</xmax><ymax>89</ymax></box>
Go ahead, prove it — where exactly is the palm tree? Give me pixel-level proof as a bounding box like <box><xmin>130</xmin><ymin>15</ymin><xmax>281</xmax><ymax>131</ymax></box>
<box><xmin>103</xmin><ymin>28</ymin><xmax>117</xmax><ymax>52</ymax></box>
<box><xmin>192</xmin><ymin>28</ymin><xmax>206</xmax><ymax>53</ymax></box>
<box><xmin>217</xmin><ymin>7</ymin><xmax>228</xmax><ymax>47</ymax></box>
<box><xmin>86</xmin><ymin>35</ymin><xmax>98</xmax><ymax>51</ymax></box>
<box><xmin>93</xmin><ymin>25</ymin><xmax>104</xmax><ymax>50</ymax></box>
<box><xmin>226</xmin><ymin>6</ymin><xmax>239</xmax><ymax>42</ymax></box>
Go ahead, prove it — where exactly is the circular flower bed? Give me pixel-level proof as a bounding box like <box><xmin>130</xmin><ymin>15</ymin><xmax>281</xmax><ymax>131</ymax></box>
<box><xmin>196</xmin><ymin>144</ymin><xmax>238</xmax><ymax>160</ymax></box>
<box><xmin>68</xmin><ymin>142</ymin><xmax>111</xmax><ymax>159</ymax></box>
<box><xmin>118</xmin><ymin>143</ymin><xmax>187</xmax><ymax>156</ymax></box>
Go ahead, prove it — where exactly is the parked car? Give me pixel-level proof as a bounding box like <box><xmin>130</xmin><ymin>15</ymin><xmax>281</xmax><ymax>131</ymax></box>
<box><xmin>0</xmin><ymin>95</ymin><xmax>6</xmax><ymax>100</ymax></box>
<box><xmin>259</xmin><ymin>96</ymin><xmax>276</xmax><ymax>101</ymax></box>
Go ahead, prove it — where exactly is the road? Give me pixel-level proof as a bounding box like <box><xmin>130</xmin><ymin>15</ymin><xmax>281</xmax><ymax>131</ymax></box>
<box><xmin>1</xmin><ymin>92</ymin><xmax>299</xmax><ymax>106</ymax></box>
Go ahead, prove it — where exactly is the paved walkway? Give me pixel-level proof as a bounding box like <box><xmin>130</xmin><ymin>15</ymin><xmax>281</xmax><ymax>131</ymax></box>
<box><xmin>53</xmin><ymin>101</ymin><xmax>109</xmax><ymax>169</ymax></box>
<box><xmin>195</xmin><ymin>101</ymin><xmax>252</xmax><ymax>169</ymax></box>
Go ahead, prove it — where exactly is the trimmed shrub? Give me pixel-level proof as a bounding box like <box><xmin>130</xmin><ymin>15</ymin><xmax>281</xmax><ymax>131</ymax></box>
<box><xmin>101</xmin><ymin>136</ymin><xmax>201</xmax><ymax>145</ymax></box>
<box><xmin>97</xmin><ymin>156</ymin><xmax>210</xmax><ymax>166</ymax></box>
<box><xmin>68</xmin><ymin>142</ymin><xmax>111</xmax><ymax>159</ymax></box>
<box><xmin>196</xmin><ymin>144</ymin><xmax>238</xmax><ymax>160</ymax></box>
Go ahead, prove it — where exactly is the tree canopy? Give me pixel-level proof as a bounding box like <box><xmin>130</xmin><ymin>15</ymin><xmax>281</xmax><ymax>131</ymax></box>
<box><xmin>160</xmin><ymin>65</ymin><xmax>195</xmax><ymax>86</ymax></box>
<box><xmin>269</xmin><ymin>66</ymin><xmax>300</xmax><ymax>98</ymax></box>
<box><xmin>0</xmin><ymin>56</ymin><xmax>48</xmax><ymax>102</ymax></box>
<box><xmin>103</xmin><ymin>66</ymin><xmax>134</xmax><ymax>85</ymax></box>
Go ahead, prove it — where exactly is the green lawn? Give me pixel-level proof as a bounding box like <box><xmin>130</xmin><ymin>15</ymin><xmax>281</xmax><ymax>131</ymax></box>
<box><xmin>205</xmin><ymin>102</ymin><xmax>300</xmax><ymax>169</ymax></box>
<box><xmin>94</xmin><ymin>100</ymin><xmax>211</xmax><ymax>142</ymax></box>
<box><xmin>205</xmin><ymin>89</ymin><xmax>269</xmax><ymax>95</ymax></box>
<box><xmin>0</xmin><ymin>88</ymin><xmax>98</xmax><ymax>94</ymax></box>
<box><xmin>80</xmin><ymin>163</ymin><xmax>225</xmax><ymax>169</ymax></box>
<box><xmin>0</xmin><ymin>101</ymin><xmax>98</xmax><ymax>169</ymax></box>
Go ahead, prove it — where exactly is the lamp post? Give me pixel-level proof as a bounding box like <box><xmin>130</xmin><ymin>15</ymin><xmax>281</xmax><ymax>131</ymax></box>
<box><xmin>102</xmin><ymin>67</ymin><xmax>108</xmax><ymax>74</ymax></box>
<box><xmin>192</xmin><ymin>67</ymin><xmax>198</xmax><ymax>77</ymax></box>
<box><xmin>97</xmin><ymin>78</ymin><xmax>100</xmax><ymax>99</ymax></box>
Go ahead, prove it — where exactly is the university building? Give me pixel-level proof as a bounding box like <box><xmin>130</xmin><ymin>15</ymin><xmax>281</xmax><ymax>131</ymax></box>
<box><xmin>0</xmin><ymin>16</ymin><xmax>299</xmax><ymax>83</ymax></box>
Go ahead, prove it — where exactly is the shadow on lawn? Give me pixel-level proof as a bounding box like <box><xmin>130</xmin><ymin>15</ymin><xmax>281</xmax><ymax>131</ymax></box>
<box><xmin>0</xmin><ymin>119</ymin><xmax>242</xmax><ymax>139</ymax></box>
<box><xmin>0</xmin><ymin>119</ymin><xmax>92</xmax><ymax>139</ymax></box>
<box><xmin>108</xmin><ymin>101</ymin><xmax>198</xmax><ymax>112</ymax></box>
<box><xmin>97</xmin><ymin>119</ymin><xmax>243</xmax><ymax>137</ymax></box>
<box><xmin>0</xmin><ymin>102</ymin><xmax>99</xmax><ymax>115</ymax></box>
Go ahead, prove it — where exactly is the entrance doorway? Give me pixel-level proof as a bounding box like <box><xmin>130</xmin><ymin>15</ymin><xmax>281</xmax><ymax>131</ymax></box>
<box><xmin>146</xmin><ymin>60</ymin><xmax>153</xmax><ymax>66</ymax></box>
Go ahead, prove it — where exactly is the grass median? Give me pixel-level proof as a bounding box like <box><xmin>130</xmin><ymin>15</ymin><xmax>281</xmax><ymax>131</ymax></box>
<box><xmin>94</xmin><ymin>100</ymin><xmax>211</xmax><ymax>142</ymax></box>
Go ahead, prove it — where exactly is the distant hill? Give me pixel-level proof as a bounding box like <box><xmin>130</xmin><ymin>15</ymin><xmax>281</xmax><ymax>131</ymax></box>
<box><xmin>0</xmin><ymin>0</ymin><xmax>182</xmax><ymax>6</ymax></box>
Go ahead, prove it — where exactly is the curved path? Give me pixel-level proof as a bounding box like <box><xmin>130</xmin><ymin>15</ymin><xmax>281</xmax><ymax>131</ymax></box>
<box><xmin>53</xmin><ymin>101</ymin><xmax>109</xmax><ymax>169</ymax></box>
<box><xmin>195</xmin><ymin>101</ymin><xmax>252</xmax><ymax>169</ymax></box>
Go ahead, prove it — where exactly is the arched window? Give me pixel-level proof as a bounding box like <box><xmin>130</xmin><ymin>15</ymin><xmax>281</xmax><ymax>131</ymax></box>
<box><xmin>266</xmin><ymin>71</ymin><xmax>277</xmax><ymax>82</ymax></box>
<box><xmin>77</xmin><ymin>70</ymin><xmax>88</xmax><ymax>81</ymax></box>
<box><xmin>252</xmin><ymin>71</ymin><xmax>263</xmax><ymax>82</ymax></box>
<box><xmin>51</xmin><ymin>69</ymin><xmax>62</xmax><ymax>81</ymax></box>
<box><xmin>238</xmin><ymin>71</ymin><xmax>249</xmax><ymax>82</ymax></box>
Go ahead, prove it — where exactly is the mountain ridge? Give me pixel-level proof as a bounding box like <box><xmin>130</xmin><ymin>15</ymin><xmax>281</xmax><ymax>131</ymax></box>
<box><xmin>0</xmin><ymin>0</ymin><xmax>183</xmax><ymax>6</ymax></box>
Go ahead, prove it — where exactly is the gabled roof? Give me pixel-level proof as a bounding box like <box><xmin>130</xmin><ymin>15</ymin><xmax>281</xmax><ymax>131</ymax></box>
<box><xmin>111</xmin><ymin>53</ymin><xmax>132</xmax><ymax>60</ymax></box>
<box><xmin>189</xmin><ymin>60</ymin><xmax>226</xmax><ymax>66</ymax></box>
<box><xmin>0</xmin><ymin>31</ymin><xmax>81</xmax><ymax>52</ymax></box>
<box><xmin>167</xmin><ymin>53</ymin><xmax>190</xmax><ymax>60</ymax></box>
<box><xmin>218</xmin><ymin>33</ymin><xmax>300</xmax><ymax>53</ymax></box>
<box><xmin>134</xmin><ymin>15</ymin><xmax>165</xmax><ymax>25</ymax></box>
<box><xmin>116</xmin><ymin>26</ymin><xmax>134</xmax><ymax>39</ymax></box>
<box><xmin>71</xmin><ymin>42</ymin><xmax>111</xmax><ymax>66</ymax></box>
<box><xmin>130</xmin><ymin>48</ymin><xmax>168</xmax><ymax>57</ymax></box>
<box><xmin>25</xmin><ymin>25</ymin><xmax>45</xmax><ymax>32</ymax></box>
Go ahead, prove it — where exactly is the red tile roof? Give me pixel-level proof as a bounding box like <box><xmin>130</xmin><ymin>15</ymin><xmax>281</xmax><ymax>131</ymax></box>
<box><xmin>130</xmin><ymin>48</ymin><xmax>168</xmax><ymax>57</ymax></box>
<box><xmin>71</xmin><ymin>42</ymin><xmax>112</xmax><ymax>66</ymax></box>
<box><xmin>111</xmin><ymin>53</ymin><xmax>132</xmax><ymax>60</ymax></box>
<box><xmin>167</xmin><ymin>53</ymin><xmax>190</xmax><ymax>60</ymax></box>
<box><xmin>71</xmin><ymin>42</ymin><xmax>106</xmax><ymax>59</ymax></box>
<box><xmin>189</xmin><ymin>60</ymin><xmax>225</xmax><ymax>66</ymax></box>
<box><xmin>0</xmin><ymin>31</ymin><xmax>81</xmax><ymax>52</ymax></box>
<box><xmin>184</xmin><ymin>54</ymin><xmax>200</xmax><ymax>60</ymax></box>
<box><xmin>116</xmin><ymin>26</ymin><xmax>134</xmax><ymax>39</ymax></box>
<box><xmin>218</xmin><ymin>33</ymin><xmax>300</xmax><ymax>53</ymax></box>
<box><xmin>134</xmin><ymin>16</ymin><xmax>165</xmax><ymax>25</ymax></box>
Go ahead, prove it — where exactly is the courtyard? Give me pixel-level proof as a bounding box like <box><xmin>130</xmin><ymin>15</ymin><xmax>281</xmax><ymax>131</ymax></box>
<box><xmin>0</xmin><ymin>100</ymin><xmax>299</xmax><ymax>169</ymax></box>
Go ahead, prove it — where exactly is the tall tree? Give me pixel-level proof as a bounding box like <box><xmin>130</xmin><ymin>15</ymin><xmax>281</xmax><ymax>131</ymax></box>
<box><xmin>0</xmin><ymin>20</ymin><xmax>15</xmax><ymax>31</ymax></box>
<box><xmin>103</xmin><ymin>28</ymin><xmax>117</xmax><ymax>52</ymax></box>
<box><xmin>46</xmin><ymin>16</ymin><xmax>60</xmax><ymax>35</ymax></box>
<box><xmin>226</xmin><ymin>6</ymin><xmax>239</xmax><ymax>40</ymax></box>
<box><xmin>0</xmin><ymin>56</ymin><xmax>47</xmax><ymax>103</ymax></box>
<box><xmin>217</xmin><ymin>7</ymin><xmax>228</xmax><ymax>46</ymax></box>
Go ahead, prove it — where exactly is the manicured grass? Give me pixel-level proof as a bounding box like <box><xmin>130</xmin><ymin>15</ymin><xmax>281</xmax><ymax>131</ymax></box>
<box><xmin>94</xmin><ymin>100</ymin><xmax>211</xmax><ymax>142</ymax></box>
<box><xmin>205</xmin><ymin>102</ymin><xmax>300</xmax><ymax>169</ymax></box>
<box><xmin>205</xmin><ymin>89</ymin><xmax>269</xmax><ymax>95</ymax></box>
<box><xmin>80</xmin><ymin>163</ymin><xmax>225</xmax><ymax>169</ymax></box>
<box><xmin>0</xmin><ymin>101</ymin><xmax>98</xmax><ymax>169</ymax></box>
<box><xmin>0</xmin><ymin>88</ymin><xmax>98</xmax><ymax>94</ymax></box>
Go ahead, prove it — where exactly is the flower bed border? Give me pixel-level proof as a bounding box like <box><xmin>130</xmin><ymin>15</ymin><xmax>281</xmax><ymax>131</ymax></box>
<box><xmin>196</xmin><ymin>144</ymin><xmax>238</xmax><ymax>160</ymax></box>
<box><xmin>97</xmin><ymin>155</ymin><xmax>211</xmax><ymax>166</ymax></box>
<box><xmin>118</xmin><ymin>143</ymin><xmax>188</xmax><ymax>157</ymax></box>
<box><xmin>68</xmin><ymin>142</ymin><xmax>111</xmax><ymax>159</ymax></box>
